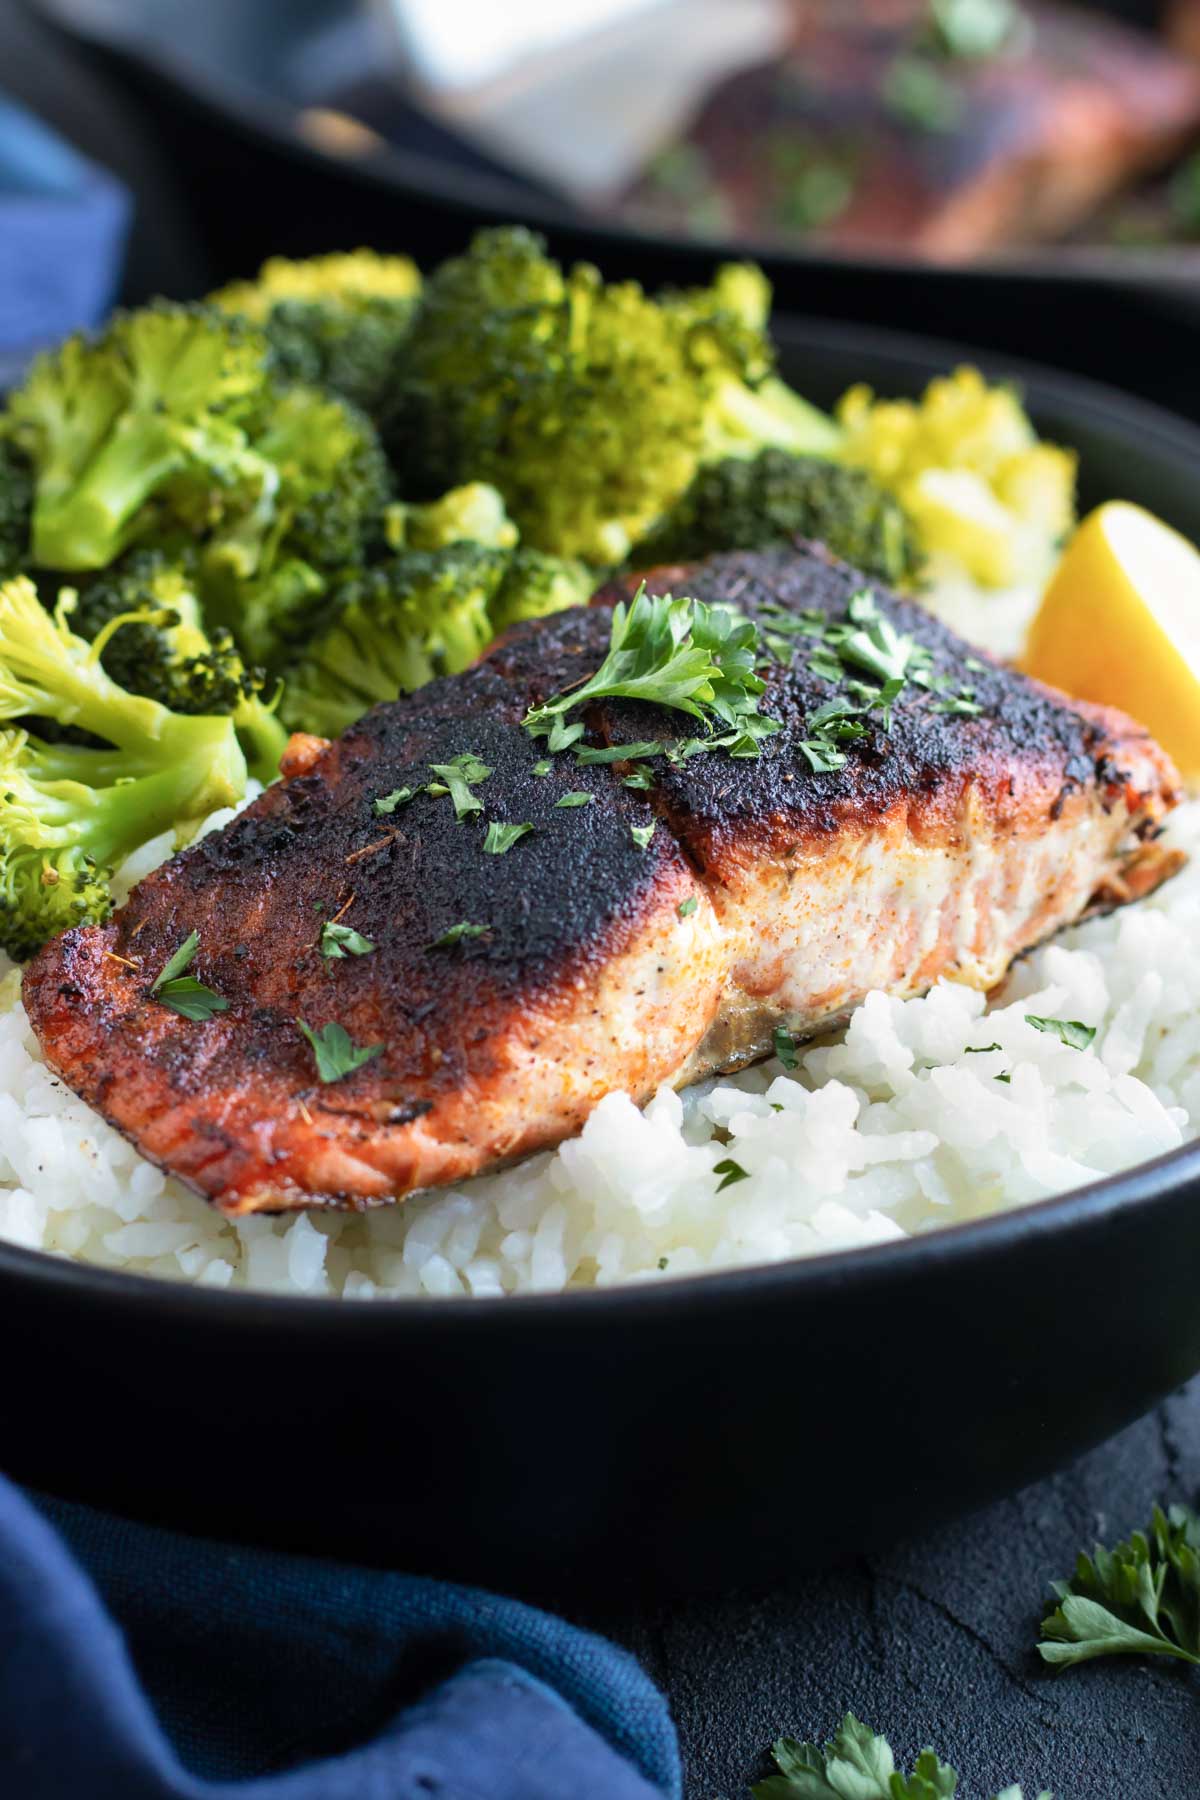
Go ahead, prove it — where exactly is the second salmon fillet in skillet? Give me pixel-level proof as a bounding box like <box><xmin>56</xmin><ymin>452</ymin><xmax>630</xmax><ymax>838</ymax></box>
<box><xmin>23</xmin><ymin>544</ymin><xmax>1182</xmax><ymax>1213</ymax></box>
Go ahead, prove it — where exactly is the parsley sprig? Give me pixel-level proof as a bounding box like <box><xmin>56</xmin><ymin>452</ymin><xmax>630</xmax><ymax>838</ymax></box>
<box><xmin>150</xmin><ymin>931</ymin><xmax>228</xmax><ymax>1022</ymax></box>
<box><xmin>752</xmin><ymin>1712</ymin><xmax>1045</xmax><ymax>1799</ymax></box>
<box><xmin>1039</xmin><ymin>1502</ymin><xmax>1200</xmax><ymax>1671</ymax></box>
<box><xmin>523</xmin><ymin>587</ymin><xmax>780</xmax><ymax>758</ymax></box>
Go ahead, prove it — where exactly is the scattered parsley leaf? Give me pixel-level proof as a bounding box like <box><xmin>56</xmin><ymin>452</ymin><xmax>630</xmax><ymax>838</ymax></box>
<box><xmin>678</xmin><ymin>896</ymin><xmax>698</xmax><ymax>918</ymax></box>
<box><xmin>155</xmin><ymin>977</ymin><xmax>229</xmax><ymax>1022</ymax></box>
<box><xmin>773</xmin><ymin>1026</ymin><xmax>798</xmax><ymax>1070</ymax></box>
<box><xmin>152</xmin><ymin>931</ymin><xmax>199</xmax><ymax>993</ymax></box>
<box><xmin>320</xmin><ymin>921</ymin><xmax>376</xmax><ymax>961</ymax></box>
<box><xmin>1025</xmin><ymin>1015</ymin><xmax>1096</xmax><ymax>1051</ymax></box>
<box><xmin>751</xmin><ymin>1713</ymin><xmax>1046</xmax><ymax>1800</ymax></box>
<box><xmin>429</xmin><ymin>921</ymin><xmax>489</xmax><ymax>949</ymax></box>
<box><xmin>556</xmin><ymin>791</ymin><xmax>593</xmax><ymax>808</ymax></box>
<box><xmin>630</xmin><ymin>822</ymin><xmax>655</xmax><ymax>849</ymax></box>
<box><xmin>574</xmin><ymin>740</ymin><xmax>664</xmax><ymax>765</ymax></box>
<box><xmin>374</xmin><ymin>786</ymin><xmax>417</xmax><ymax>815</ymax></box>
<box><xmin>657</xmin><ymin>1256</ymin><xmax>669</xmax><ymax>1271</ymax></box>
<box><xmin>799</xmin><ymin>738</ymin><xmax>847</xmax><ymax>773</ymax></box>
<box><xmin>531</xmin><ymin>759</ymin><xmax>552</xmax><ymax>777</ymax></box>
<box><xmin>296</xmin><ymin>1018</ymin><xmax>384</xmax><ymax>1084</ymax></box>
<box><xmin>714</xmin><ymin>1157</ymin><xmax>748</xmax><ymax>1191</ymax></box>
<box><xmin>483</xmin><ymin>820</ymin><xmax>534</xmax><ymax>855</ymax></box>
<box><xmin>523</xmin><ymin>587</ymin><xmax>780</xmax><ymax>757</ymax></box>
<box><xmin>427</xmin><ymin>753</ymin><xmax>492</xmax><ymax>821</ymax></box>
<box><xmin>623</xmin><ymin>768</ymin><xmax>655</xmax><ymax>791</ymax></box>
<box><xmin>1039</xmin><ymin>1502</ymin><xmax>1200</xmax><ymax>1671</ymax></box>
<box><xmin>995</xmin><ymin>1071</ymin><xmax>1012</xmax><ymax>1084</ymax></box>
<box><xmin>929</xmin><ymin>692</ymin><xmax>983</xmax><ymax>718</ymax></box>
<box><xmin>547</xmin><ymin>715</ymin><xmax>585</xmax><ymax>753</ymax></box>
<box><xmin>966</xmin><ymin>1043</ymin><xmax>1002</xmax><ymax>1054</ymax></box>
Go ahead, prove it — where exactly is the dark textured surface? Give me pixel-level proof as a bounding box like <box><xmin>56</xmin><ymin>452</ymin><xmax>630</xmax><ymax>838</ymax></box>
<box><xmin>579</xmin><ymin>1382</ymin><xmax>1200</xmax><ymax>1799</ymax></box>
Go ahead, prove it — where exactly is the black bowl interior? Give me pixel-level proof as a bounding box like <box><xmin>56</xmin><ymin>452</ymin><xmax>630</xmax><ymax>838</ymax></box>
<box><xmin>3</xmin><ymin>319</ymin><xmax>1200</xmax><ymax>1596</ymax></box>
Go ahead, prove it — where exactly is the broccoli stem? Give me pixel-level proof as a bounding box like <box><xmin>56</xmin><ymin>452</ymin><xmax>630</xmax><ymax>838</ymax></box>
<box><xmin>32</xmin><ymin>417</ymin><xmax>188</xmax><ymax>570</ymax></box>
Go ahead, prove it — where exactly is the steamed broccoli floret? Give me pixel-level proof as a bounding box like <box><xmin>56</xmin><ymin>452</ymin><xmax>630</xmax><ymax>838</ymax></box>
<box><xmin>280</xmin><ymin>544</ymin><xmax>508</xmax><ymax>739</ymax></box>
<box><xmin>489</xmin><ymin>549</ymin><xmax>594</xmax><ymax>632</ymax></box>
<box><xmin>72</xmin><ymin>551</ymin><xmax>288</xmax><ymax>782</ymax></box>
<box><xmin>7</xmin><ymin>303</ymin><xmax>274</xmax><ymax>573</ymax></box>
<box><xmin>386</xmin><ymin>481</ymin><xmax>518</xmax><ymax>554</ymax></box>
<box><xmin>0</xmin><ymin>576</ymin><xmax>248</xmax><ymax>959</ymax></box>
<box><xmin>0</xmin><ymin>439</ymin><xmax>33</xmax><ymax>576</ymax></box>
<box><xmin>385</xmin><ymin>227</ymin><xmax>837</xmax><ymax>566</ymax></box>
<box><xmin>631</xmin><ymin>450</ymin><xmax>924</xmax><ymax>586</ymax></box>
<box><xmin>212</xmin><ymin>251</ymin><xmax>421</xmax><ymax>422</ymax></box>
<box><xmin>201</xmin><ymin>385</ymin><xmax>394</xmax><ymax>671</ymax></box>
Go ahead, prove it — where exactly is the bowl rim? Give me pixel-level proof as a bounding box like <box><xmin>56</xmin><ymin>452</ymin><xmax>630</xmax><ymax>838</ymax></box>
<box><xmin>33</xmin><ymin>0</ymin><xmax>1200</xmax><ymax>292</ymax></box>
<box><xmin>4</xmin><ymin>311</ymin><xmax>1200</xmax><ymax>1331</ymax></box>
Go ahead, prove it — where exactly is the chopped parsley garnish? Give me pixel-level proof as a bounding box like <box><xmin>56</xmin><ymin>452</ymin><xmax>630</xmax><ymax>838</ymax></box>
<box><xmin>427</xmin><ymin>752</ymin><xmax>492</xmax><ymax>821</ymax></box>
<box><xmin>320</xmin><ymin>921</ymin><xmax>376</xmax><ymax>960</ymax></box>
<box><xmin>622</xmin><ymin>768</ymin><xmax>655</xmax><ymax>791</ymax></box>
<box><xmin>523</xmin><ymin>586</ymin><xmax>779</xmax><ymax>757</ymax></box>
<box><xmin>657</xmin><ymin>1256</ymin><xmax>669</xmax><ymax>1271</ymax></box>
<box><xmin>798</xmin><ymin>738</ymin><xmax>847</xmax><ymax>774</ymax></box>
<box><xmin>574</xmin><ymin>740</ymin><xmax>665</xmax><ymax>765</ymax></box>
<box><xmin>152</xmin><ymin>931</ymin><xmax>199</xmax><ymax>992</ymax></box>
<box><xmin>966</xmin><ymin>1042</ymin><xmax>1002</xmax><ymax>1054</ymax></box>
<box><xmin>556</xmin><ymin>791</ymin><xmax>593</xmax><ymax>808</ymax></box>
<box><xmin>795</xmin><ymin>591</ymin><xmax>923</xmax><ymax>770</ymax></box>
<box><xmin>995</xmin><ymin>1071</ymin><xmax>1012</xmax><ymax>1084</ymax></box>
<box><xmin>773</xmin><ymin>1026</ymin><xmax>798</xmax><ymax>1070</ymax></box>
<box><xmin>1025</xmin><ymin>1015</ymin><xmax>1096</xmax><ymax>1051</ymax></box>
<box><xmin>429</xmin><ymin>921</ymin><xmax>489</xmax><ymax>949</ymax></box>
<box><xmin>296</xmin><ymin>1018</ymin><xmax>383</xmax><ymax>1084</ymax></box>
<box><xmin>713</xmin><ymin>1157</ymin><xmax>748</xmax><ymax>1191</ymax></box>
<box><xmin>1039</xmin><ymin>1500</ymin><xmax>1200</xmax><ymax>1672</ymax></box>
<box><xmin>677</xmin><ymin>895</ymin><xmax>698</xmax><ymax>918</ymax></box>
<box><xmin>151</xmin><ymin>932</ymin><xmax>228</xmax><ymax>1020</ymax></box>
<box><xmin>156</xmin><ymin>978</ymin><xmax>229</xmax><ymax>1022</ymax></box>
<box><xmin>531</xmin><ymin>759</ymin><xmax>552</xmax><ymax>777</ymax></box>
<box><xmin>374</xmin><ymin>786</ymin><xmax>416</xmax><ymax>815</ymax></box>
<box><xmin>483</xmin><ymin>820</ymin><xmax>534</xmax><ymax>855</ymax></box>
<box><xmin>630</xmin><ymin>822</ymin><xmax>655</xmax><ymax>849</ymax></box>
<box><xmin>929</xmin><ymin>691</ymin><xmax>984</xmax><ymax>718</ymax></box>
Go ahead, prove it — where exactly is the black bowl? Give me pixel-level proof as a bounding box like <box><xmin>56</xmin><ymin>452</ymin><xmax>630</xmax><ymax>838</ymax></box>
<box><xmin>22</xmin><ymin>0</ymin><xmax>1200</xmax><ymax>424</ymax></box>
<box><xmin>4</xmin><ymin>320</ymin><xmax>1200</xmax><ymax>1598</ymax></box>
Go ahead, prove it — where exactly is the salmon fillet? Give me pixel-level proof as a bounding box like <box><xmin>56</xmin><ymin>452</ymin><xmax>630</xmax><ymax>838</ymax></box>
<box><xmin>22</xmin><ymin>544</ymin><xmax>1182</xmax><ymax>1214</ymax></box>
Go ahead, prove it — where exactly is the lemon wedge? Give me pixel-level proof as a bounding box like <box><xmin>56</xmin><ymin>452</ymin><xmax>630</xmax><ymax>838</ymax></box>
<box><xmin>1022</xmin><ymin>501</ymin><xmax>1200</xmax><ymax>781</ymax></box>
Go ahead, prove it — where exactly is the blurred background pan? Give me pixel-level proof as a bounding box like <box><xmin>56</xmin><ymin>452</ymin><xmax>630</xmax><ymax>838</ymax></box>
<box><xmin>12</xmin><ymin>0</ymin><xmax>1200</xmax><ymax>416</ymax></box>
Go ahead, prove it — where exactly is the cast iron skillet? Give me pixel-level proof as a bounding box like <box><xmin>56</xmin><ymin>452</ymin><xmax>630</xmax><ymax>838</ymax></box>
<box><xmin>3</xmin><ymin>320</ymin><xmax>1200</xmax><ymax>1600</ymax></box>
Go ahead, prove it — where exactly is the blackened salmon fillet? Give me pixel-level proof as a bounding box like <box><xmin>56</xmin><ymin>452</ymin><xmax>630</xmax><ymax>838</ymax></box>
<box><xmin>22</xmin><ymin>544</ymin><xmax>1182</xmax><ymax>1214</ymax></box>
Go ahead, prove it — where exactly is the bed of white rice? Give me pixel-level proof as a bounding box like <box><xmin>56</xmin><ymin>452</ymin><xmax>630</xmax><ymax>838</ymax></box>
<box><xmin>1</xmin><ymin>783</ymin><xmax>1197</xmax><ymax>1301</ymax></box>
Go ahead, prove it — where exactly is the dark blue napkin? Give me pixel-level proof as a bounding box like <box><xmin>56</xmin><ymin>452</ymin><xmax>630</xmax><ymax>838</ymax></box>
<box><xmin>0</xmin><ymin>94</ymin><xmax>129</xmax><ymax>367</ymax></box>
<box><xmin>0</xmin><ymin>1477</ymin><xmax>679</xmax><ymax>1797</ymax></box>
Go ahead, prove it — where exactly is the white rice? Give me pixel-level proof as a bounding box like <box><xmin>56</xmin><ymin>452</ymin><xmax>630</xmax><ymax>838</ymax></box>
<box><xmin>2</xmin><ymin>785</ymin><xmax>1198</xmax><ymax>1301</ymax></box>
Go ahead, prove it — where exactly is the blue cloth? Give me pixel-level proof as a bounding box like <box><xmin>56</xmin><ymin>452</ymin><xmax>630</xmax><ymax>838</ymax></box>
<box><xmin>0</xmin><ymin>1477</ymin><xmax>679</xmax><ymax>1797</ymax></box>
<box><xmin>0</xmin><ymin>96</ymin><xmax>129</xmax><ymax>361</ymax></box>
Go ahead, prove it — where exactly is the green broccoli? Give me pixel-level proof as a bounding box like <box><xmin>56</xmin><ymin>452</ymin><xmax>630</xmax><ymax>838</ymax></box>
<box><xmin>0</xmin><ymin>438</ymin><xmax>33</xmax><ymax>576</ymax></box>
<box><xmin>211</xmin><ymin>250</ymin><xmax>421</xmax><ymax>421</ymax></box>
<box><xmin>489</xmin><ymin>549</ymin><xmax>594</xmax><ymax>632</ymax></box>
<box><xmin>280</xmin><ymin>544</ymin><xmax>509</xmax><ymax>739</ymax></box>
<box><xmin>386</xmin><ymin>481</ymin><xmax>518</xmax><ymax>554</ymax></box>
<box><xmin>631</xmin><ymin>450</ymin><xmax>924</xmax><ymax>586</ymax></box>
<box><xmin>7</xmin><ymin>303</ymin><xmax>273</xmax><ymax>573</ymax></box>
<box><xmin>0</xmin><ymin>576</ymin><xmax>249</xmax><ymax>959</ymax></box>
<box><xmin>71</xmin><ymin>551</ymin><xmax>289</xmax><ymax>782</ymax></box>
<box><xmin>201</xmin><ymin>384</ymin><xmax>393</xmax><ymax>672</ymax></box>
<box><xmin>384</xmin><ymin>227</ymin><xmax>837</xmax><ymax>566</ymax></box>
